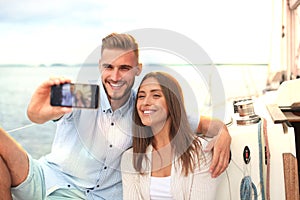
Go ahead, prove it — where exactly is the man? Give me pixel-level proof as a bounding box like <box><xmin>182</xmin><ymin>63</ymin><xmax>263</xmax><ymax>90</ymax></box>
<box><xmin>0</xmin><ymin>33</ymin><xmax>231</xmax><ymax>199</ymax></box>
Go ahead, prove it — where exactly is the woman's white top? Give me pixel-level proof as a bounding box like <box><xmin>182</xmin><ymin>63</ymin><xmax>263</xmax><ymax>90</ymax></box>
<box><xmin>150</xmin><ymin>176</ymin><xmax>173</xmax><ymax>200</ymax></box>
<box><xmin>121</xmin><ymin>137</ymin><xmax>221</xmax><ymax>200</ymax></box>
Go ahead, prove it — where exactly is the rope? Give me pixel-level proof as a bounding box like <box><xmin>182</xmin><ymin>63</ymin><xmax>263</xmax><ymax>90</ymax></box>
<box><xmin>258</xmin><ymin>119</ymin><xmax>266</xmax><ymax>200</ymax></box>
<box><xmin>240</xmin><ymin>175</ymin><xmax>258</xmax><ymax>200</ymax></box>
<box><xmin>262</xmin><ymin>118</ymin><xmax>271</xmax><ymax>200</ymax></box>
<box><xmin>240</xmin><ymin>119</ymin><xmax>269</xmax><ymax>200</ymax></box>
<box><xmin>6</xmin><ymin>123</ymin><xmax>36</xmax><ymax>133</ymax></box>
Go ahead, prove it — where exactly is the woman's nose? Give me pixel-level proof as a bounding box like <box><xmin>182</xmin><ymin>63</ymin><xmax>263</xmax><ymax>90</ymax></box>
<box><xmin>142</xmin><ymin>95</ymin><xmax>152</xmax><ymax>105</ymax></box>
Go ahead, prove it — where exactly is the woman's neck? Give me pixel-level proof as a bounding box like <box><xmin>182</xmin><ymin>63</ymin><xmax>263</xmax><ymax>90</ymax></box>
<box><xmin>151</xmin><ymin>118</ymin><xmax>173</xmax><ymax>177</ymax></box>
<box><xmin>152</xmin><ymin>117</ymin><xmax>171</xmax><ymax>150</ymax></box>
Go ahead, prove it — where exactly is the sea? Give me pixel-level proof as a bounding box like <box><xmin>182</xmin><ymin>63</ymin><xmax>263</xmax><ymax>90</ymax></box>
<box><xmin>0</xmin><ymin>66</ymin><xmax>83</xmax><ymax>159</ymax></box>
<box><xmin>0</xmin><ymin>64</ymin><xmax>269</xmax><ymax>159</ymax></box>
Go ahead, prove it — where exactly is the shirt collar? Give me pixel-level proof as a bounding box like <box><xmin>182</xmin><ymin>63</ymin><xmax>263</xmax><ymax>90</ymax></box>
<box><xmin>99</xmin><ymin>81</ymin><xmax>111</xmax><ymax>113</ymax></box>
<box><xmin>118</xmin><ymin>89</ymin><xmax>136</xmax><ymax>115</ymax></box>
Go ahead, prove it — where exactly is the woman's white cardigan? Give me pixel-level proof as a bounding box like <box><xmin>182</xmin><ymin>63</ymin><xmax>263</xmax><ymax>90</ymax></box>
<box><xmin>121</xmin><ymin>138</ymin><xmax>220</xmax><ymax>200</ymax></box>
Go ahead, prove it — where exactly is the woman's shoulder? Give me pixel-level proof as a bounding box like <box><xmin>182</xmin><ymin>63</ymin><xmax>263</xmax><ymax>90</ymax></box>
<box><xmin>194</xmin><ymin>136</ymin><xmax>213</xmax><ymax>167</ymax></box>
<box><xmin>122</xmin><ymin>147</ymin><xmax>134</xmax><ymax>161</ymax></box>
<box><xmin>195</xmin><ymin>136</ymin><xmax>210</xmax><ymax>150</ymax></box>
<box><xmin>121</xmin><ymin>147</ymin><xmax>136</xmax><ymax>173</ymax></box>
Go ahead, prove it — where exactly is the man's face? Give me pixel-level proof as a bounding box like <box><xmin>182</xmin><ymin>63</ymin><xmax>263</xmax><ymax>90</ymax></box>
<box><xmin>99</xmin><ymin>48</ymin><xmax>141</xmax><ymax>103</ymax></box>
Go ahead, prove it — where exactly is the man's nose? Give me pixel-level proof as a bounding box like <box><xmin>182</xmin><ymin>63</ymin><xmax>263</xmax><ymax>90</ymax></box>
<box><xmin>111</xmin><ymin>68</ymin><xmax>121</xmax><ymax>81</ymax></box>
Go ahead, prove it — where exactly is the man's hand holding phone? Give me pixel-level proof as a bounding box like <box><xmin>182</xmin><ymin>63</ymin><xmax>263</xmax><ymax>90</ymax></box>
<box><xmin>27</xmin><ymin>78</ymin><xmax>73</xmax><ymax>124</ymax></box>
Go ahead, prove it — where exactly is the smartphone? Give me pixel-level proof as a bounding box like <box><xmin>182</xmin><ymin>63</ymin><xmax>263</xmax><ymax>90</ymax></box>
<box><xmin>50</xmin><ymin>83</ymin><xmax>99</xmax><ymax>109</ymax></box>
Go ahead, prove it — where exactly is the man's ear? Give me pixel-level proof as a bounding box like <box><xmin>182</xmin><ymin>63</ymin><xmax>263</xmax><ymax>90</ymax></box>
<box><xmin>136</xmin><ymin>63</ymin><xmax>143</xmax><ymax>76</ymax></box>
<box><xmin>98</xmin><ymin>59</ymin><xmax>102</xmax><ymax>71</ymax></box>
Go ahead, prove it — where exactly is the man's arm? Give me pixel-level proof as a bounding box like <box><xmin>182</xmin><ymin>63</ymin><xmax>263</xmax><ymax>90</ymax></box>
<box><xmin>27</xmin><ymin>78</ymin><xmax>72</xmax><ymax>124</ymax></box>
<box><xmin>197</xmin><ymin>116</ymin><xmax>231</xmax><ymax>178</ymax></box>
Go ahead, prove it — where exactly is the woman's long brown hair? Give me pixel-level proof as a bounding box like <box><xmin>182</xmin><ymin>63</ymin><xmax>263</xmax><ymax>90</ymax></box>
<box><xmin>132</xmin><ymin>72</ymin><xmax>203</xmax><ymax>176</ymax></box>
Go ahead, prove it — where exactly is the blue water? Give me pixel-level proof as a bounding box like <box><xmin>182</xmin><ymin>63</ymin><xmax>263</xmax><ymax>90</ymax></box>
<box><xmin>0</xmin><ymin>66</ymin><xmax>82</xmax><ymax>158</ymax></box>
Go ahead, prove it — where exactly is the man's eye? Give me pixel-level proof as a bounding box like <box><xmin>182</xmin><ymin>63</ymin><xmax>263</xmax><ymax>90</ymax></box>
<box><xmin>103</xmin><ymin>64</ymin><xmax>112</xmax><ymax>69</ymax></box>
<box><xmin>120</xmin><ymin>65</ymin><xmax>132</xmax><ymax>71</ymax></box>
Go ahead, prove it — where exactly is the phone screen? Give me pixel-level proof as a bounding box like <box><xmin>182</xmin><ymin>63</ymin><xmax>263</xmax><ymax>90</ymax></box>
<box><xmin>50</xmin><ymin>83</ymin><xmax>99</xmax><ymax>109</ymax></box>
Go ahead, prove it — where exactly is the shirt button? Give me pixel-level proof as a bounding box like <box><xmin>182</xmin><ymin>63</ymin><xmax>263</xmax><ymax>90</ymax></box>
<box><xmin>103</xmin><ymin>110</ymin><xmax>105</xmax><ymax>112</ymax></box>
<box><xmin>109</xmin><ymin>144</ymin><xmax>112</xmax><ymax>148</ymax></box>
<box><xmin>67</xmin><ymin>185</ymin><xmax>71</xmax><ymax>188</ymax></box>
<box><xmin>111</xmin><ymin>122</ymin><xmax>114</xmax><ymax>126</ymax></box>
<box><xmin>87</xmin><ymin>190</ymin><xmax>90</xmax><ymax>193</ymax></box>
<box><xmin>97</xmin><ymin>185</ymin><xmax>100</xmax><ymax>188</ymax></box>
<box><xmin>104</xmin><ymin>166</ymin><xmax>107</xmax><ymax>170</ymax></box>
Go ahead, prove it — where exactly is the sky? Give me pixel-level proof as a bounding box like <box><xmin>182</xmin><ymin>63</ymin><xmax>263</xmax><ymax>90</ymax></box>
<box><xmin>0</xmin><ymin>0</ymin><xmax>275</xmax><ymax>66</ymax></box>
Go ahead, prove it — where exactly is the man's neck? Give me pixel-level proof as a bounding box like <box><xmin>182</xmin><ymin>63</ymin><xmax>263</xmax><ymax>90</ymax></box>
<box><xmin>110</xmin><ymin>93</ymin><xmax>131</xmax><ymax>111</ymax></box>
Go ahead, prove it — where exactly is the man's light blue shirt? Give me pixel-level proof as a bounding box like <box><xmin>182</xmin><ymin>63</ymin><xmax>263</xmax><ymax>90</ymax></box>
<box><xmin>40</xmin><ymin>83</ymin><xmax>135</xmax><ymax>199</ymax></box>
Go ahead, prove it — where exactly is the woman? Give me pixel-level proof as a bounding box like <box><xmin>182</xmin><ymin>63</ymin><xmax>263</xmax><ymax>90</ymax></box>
<box><xmin>74</xmin><ymin>90</ymin><xmax>86</xmax><ymax>108</ymax></box>
<box><xmin>121</xmin><ymin>72</ymin><xmax>220</xmax><ymax>200</ymax></box>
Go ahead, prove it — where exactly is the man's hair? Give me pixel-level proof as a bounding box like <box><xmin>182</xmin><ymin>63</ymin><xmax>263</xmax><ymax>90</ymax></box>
<box><xmin>101</xmin><ymin>33</ymin><xmax>139</xmax><ymax>60</ymax></box>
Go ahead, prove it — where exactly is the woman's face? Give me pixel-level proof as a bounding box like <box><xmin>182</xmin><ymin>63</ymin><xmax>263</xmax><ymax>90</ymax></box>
<box><xmin>136</xmin><ymin>77</ymin><xmax>169</xmax><ymax>131</ymax></box>
<box><xmin>76</xmin><ymin>91</ymin><xmax>82</xmax><ymax>98</ymax></box>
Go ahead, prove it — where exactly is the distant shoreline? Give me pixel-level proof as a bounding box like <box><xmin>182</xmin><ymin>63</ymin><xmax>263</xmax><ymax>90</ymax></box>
<box><xmin>0</xmin><ymin>63</ymin><xmax>98</xmax><ymax>68</ymax></box>
<box><xmin>0</xmin><ymin>63</ymin><xmax>269</xmax><ymax>67</ymax></box>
